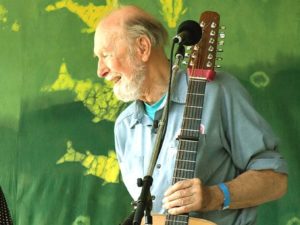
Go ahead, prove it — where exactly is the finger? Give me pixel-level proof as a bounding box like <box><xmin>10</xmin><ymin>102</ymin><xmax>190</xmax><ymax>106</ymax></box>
<box><xmin>163</xmin><ymin>195</ymin><xmax>193</xmax><ymax>210</ymax></box>
<box><xmin>164</xmin><ymin>179</ymin><xmax>193</xmax><ymax>196</ymax></box>
<box><xmin>167</xmin><ymin>203</ymin><xmax>194</xmax><ymax>215</ymax></box>
<box><xmin>163</xmin><ymin>187</ymin><xmax>193</xmax><ymax>204</ymax></box>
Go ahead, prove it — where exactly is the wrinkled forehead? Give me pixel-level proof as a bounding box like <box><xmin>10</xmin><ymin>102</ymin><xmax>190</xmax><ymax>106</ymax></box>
<box><xmin>94</xmin><ymin>23</ymin><xmax>125</xmax><ymax>55</ymax></box>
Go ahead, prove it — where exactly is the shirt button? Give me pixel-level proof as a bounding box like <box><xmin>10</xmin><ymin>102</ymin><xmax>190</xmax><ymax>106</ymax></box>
<box><xmin>156</xmin><ymin>164</ymin><xmax>161</xmax><ymax>169</ymax></box>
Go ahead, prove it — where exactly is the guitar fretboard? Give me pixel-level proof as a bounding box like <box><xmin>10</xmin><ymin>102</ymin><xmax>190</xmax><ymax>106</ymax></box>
<box><xmin>179</xmin><ymin>78</ymin><xmax>207</xmax><ymax>141</ymax></box>
<box><xmin>164</xmin><ymin>10</ymin><xmax>221</xmax><ymax>225</ymax></box>
<box><xmin>165</xmin><ymin>78</ymin><xmax>207</xmax><ymax>225</ymax></box>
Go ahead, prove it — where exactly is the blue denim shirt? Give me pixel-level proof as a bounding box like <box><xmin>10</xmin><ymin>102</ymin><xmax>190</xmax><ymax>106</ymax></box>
<box><xmin>114</xmin><ymin>70</ymin><xmax>288</xmax><ymax>225</ymax></box>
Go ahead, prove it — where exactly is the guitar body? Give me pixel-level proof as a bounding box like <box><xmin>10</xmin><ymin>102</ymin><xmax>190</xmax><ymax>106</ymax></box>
<box><xmin>142</xmin><ymin>214</ymin><xmax>216</xmax><ymax>225</ymax></box>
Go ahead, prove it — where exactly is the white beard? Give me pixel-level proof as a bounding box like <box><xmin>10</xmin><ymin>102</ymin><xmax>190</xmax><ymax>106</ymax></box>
<box><xmin>111</xmin><ymin>62</ymin><xmax>146</xmax><ymax>102</ymax></box>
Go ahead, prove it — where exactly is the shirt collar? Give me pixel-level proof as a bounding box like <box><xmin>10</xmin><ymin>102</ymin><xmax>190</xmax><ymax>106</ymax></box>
<box><xmin>170</xmin><ymin>70</ymin><xmax>188</xmax><ymax>104</ymax></box>
<box><xmin>129</xmin><ymin>100</ymin><xmax>145</xmax><ymax>128</ymax></box>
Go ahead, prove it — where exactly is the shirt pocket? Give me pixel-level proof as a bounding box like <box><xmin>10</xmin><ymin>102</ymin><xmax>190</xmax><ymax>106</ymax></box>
<box><xmin>119</xmin><ymin>151</ymin><xmax>144</xmax><ymax>200</ymax></box>
<box><xmin>155</xmin><ymin>139</ymin><xmax>178</xmax><ymax>184</ymax></box>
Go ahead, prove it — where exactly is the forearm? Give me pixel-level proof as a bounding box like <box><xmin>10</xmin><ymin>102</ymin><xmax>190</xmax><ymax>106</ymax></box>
<box><xmin>203</xmin><ymin>170</ymin><xmax>288</xmax><ymax>211</ymax></box>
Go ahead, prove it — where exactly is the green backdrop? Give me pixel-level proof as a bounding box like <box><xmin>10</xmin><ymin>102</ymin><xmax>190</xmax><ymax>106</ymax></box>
<box><xmin>0</xmin><ymin>0</ymin><xmax>299</xmax><ymax>224</ymax></box>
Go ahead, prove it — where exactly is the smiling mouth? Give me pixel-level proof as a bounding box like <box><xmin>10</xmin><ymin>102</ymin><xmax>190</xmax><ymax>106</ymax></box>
<box><xmin>112</xmin><ymin>77</ymin><xmax>121</xmax><ymax>84</ymax></box>
<box><xmin>106</xmin><ymin>76</ymin><xmax>121</xmax><ymax>84</ymax></box>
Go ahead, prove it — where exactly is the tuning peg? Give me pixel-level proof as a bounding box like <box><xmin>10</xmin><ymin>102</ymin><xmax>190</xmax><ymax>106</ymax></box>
<box><xmin>219</xmin><ymin>25</ymin><xmax>226</xmax><ymax>30</ymax></box>
<box><xmin>191</xmin><ymin>52</ymin><xmax>198</xmax><ymax>59</ymax></box>
<box><xmin>210</xmin><ymin>30</ymin><xmax>216</xmax><ymax>36</ymax></box>
<box><xmin>215</xmin><ymin>65</ymin><xmax>221</xmax><ymax>68</ymax></box>
<box><xmin>211</xmin><ymin>22</ymin><xmax>217</xmax><ymax>28</ymax></box>
<box><xmin>209</xmin><ymin>37</ymin><xmax>215</xmax><ymax>44</ymax></box>
<box><xmin>217</xmin><ymin>48</ymin><xmax>224</xmax><ymax>52</ymax></box>
<box><xmin>182</xmin><ymin>61</ymin><xmax>188</xmax><ymax>65</ymax></box>
<box><xmin>216</xmin><ymin>57</ymin><xmax>223</xmax><ymax>61</ymax></box>
<box><xmin>207</xmin><ymin>53</ymin><xmax>213</xmax><ymax>60</ymax></box>
<box><xmin>218</xmin><ymin>40</ymin><xmax>225</xmax><ymax>46</ymax></box>
<box><xmin>219</xmin><ymin>32</ymin><xmax>225</xmax><ymax>39</ymax></box>
<box><xmin>184</xmin><ymin>53</ymin><xmax>190</xmax><ymax>58</ymax></box>
<box><xmin>186</xmin><ymin>46</ymin><xmax>192</xmax><ymax>50</ymax></box>
<box><xmin>206</xmin><ymin>61</ymin><xmax>213</xmax><ymax>68</ymax></box>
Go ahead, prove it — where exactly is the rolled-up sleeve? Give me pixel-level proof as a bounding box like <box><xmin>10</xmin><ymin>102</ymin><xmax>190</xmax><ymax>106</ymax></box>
<box><xmin>220</xmin><ymin>73</ymin><xmax>288</xmax><ymax>174</ymax></box>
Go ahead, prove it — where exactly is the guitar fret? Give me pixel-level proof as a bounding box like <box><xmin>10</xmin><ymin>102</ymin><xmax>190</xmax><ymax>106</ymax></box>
<box><xmin>177</xmin><ymin>149</ymin><xmax>197</xmax><ymax>153</ymax></box>
<box><xmin>186</xmin><ymin>105</ymin><xmax>203</xmax><ymax>109</ymax></box>
<box><xmin>176</xmin><ymin>159</ymin><xmax>196</xmax><ymax>163</ymax></box>
<box><xmin>176</xmin><ymin>156</ymin><xmax>197</xmax><ymax>163</ymax></box>
<box><xmin>175</xmin><ymin>157</ymin><xmax>197</xmax><ymax>167</ymax></box>
<box><xmin>189</xmin><ymin>76</ymin><xmax>207</xmax><ymax>81</ymax></box>
<box><xmin>184</xmin><ymin>110</ymin><xmax>202</xmax><ymax>115</ymax></box>
<box><xmin>178</xmin><ymin>148</ymin><xmax>197</xmax><ymax>153</ymax></box>
<box><xmin>183</xmin><ymin>110</ymin><xmax>202</xmax><ymax>115</ymax></box>
<box><xmin>183</xmin><ymin>117</ymin><xmax>201</xmax><ymax>121</ymax></box>
<box><xmin>187</xmin><ymin>92</ymin><xmax>204</xmax><ymax>96</ymax></box>
<box><xmin>166</xmin><ymin>214</ymin><xmax>189</xmax><ymax>225</ymax></box>
<box><xmin>177</xmin><ymin>137</ymin><xmax>198</xmax><ymax>142</ymax></box>
<box><xmin>173</xmin><ymin>174</ymin><xmax>194</xmax><ymax>181</ymax></box>
<box><xmin>174</xmin><ymin>168</ymin><xmax>195</xmax><ymax>172</ymax></box>
<box><xmin>181</xmin><ymin>128</ymin><xmax>199</xmax><ymax>132</ymax></box>
<box><xmin>180</xmin><ymin>139</ymin><xmax>199</xmax><ymax>143</ymax></box>
<box><xmin>168</xmin><ymin>214</ymin><xmax>189</xmax><ymax>219</ymax></box>
<box><xmin>178</xmin><ymin>150</ymin><xmax>197</xmax><ymax>153</ymax></box>
<box><xmin>172</xmin><ymin>176</ymin><xmax>187</xmax><ymax>180</ymax></box>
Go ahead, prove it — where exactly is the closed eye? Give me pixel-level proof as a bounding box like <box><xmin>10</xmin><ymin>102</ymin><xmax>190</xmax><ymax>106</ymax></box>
<box><xmin>102</xmin><ymin>52</ymin><xmax>112</xmax><ymax>58</ymax></box>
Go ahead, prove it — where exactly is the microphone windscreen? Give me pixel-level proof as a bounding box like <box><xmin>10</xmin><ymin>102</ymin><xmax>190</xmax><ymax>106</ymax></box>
<box><xmin>177</xmin><ymin>20</ymin><xmax>202</xmax><ymax>45</ymax></box>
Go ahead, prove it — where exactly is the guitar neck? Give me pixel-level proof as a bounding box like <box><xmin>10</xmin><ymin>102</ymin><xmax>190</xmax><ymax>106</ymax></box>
<box><xmin>173</xmin><ymin>78</ymin><xmax>207</xmax><ymax>184</ymax></box>
<box><xmin>165</xmin><ymin>10</ymin><xmax>221</xmax><ymax>225</ymax></box>
<box><xmin>165</xmin><ymin>78</ymin><xmax>207</xmax><ymax>225</ymax></box>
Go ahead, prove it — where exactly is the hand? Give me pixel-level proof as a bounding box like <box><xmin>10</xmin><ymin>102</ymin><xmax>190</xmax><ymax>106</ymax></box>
<box><xmin>162</xmin><ymin>178</ymin><xmax>207</xmax><ymax>215</ymax></box>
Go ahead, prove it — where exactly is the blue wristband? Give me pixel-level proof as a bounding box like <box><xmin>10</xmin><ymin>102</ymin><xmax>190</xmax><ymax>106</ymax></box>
<box><xmin>218</xmin><ymin>183</ymin><xmax>230</xmax><ymax>210</ymax></box>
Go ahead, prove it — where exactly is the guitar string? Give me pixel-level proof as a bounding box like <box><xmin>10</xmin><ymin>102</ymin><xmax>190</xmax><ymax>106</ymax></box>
<box><xmin>174</xmin><ymin>79</ymin><xmax>206</xmax><ymax>183</ymax></box>
<box><xmin>167</xmin><ymin>19</ymin><xmax>212</xmax><ymax>225</ymax></box>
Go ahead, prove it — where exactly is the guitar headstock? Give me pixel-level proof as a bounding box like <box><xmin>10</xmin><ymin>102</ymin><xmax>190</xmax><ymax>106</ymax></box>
<box><xmin>187</xmin><ymin>11</ymin><xmax>224</xmax><ymax>81</ymax></box>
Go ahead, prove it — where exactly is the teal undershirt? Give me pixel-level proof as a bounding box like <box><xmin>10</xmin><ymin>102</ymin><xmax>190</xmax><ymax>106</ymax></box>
<box><xmin>144</xmin><ymin>95</ymin><xmax>166</xmax><ymax>120</ymax></box>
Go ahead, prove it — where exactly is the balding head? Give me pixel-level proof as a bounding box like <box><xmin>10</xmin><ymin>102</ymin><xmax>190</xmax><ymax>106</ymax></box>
<box><xmin>98</xmin><ymin>5</ymin><xmax>152</xmax><ymax>27</ymax></box>
<box><xmin>95</xmin><ymin>5</ymin><xmax>168</xmax><ymax>49</ymax></box>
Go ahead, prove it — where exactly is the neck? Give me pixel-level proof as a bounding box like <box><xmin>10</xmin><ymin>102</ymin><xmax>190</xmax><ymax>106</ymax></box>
<box><xmin>139</xmin><ymin>48</ymin><xmax>170</xmax><ymax>104</ymax></box>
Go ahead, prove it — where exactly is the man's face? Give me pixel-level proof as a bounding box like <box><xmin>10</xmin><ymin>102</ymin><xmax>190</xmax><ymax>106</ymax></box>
<box><xmin>94</xmin><ymin>27</ymin><xmax>146</xmax><ymax>102</ymax></box>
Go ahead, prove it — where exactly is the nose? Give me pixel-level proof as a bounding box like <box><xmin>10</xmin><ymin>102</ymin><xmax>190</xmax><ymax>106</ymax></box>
<box><xmin>97</xmin><ymin>58</ymin><xmax>109</xmax><ymax>78</ymax></box>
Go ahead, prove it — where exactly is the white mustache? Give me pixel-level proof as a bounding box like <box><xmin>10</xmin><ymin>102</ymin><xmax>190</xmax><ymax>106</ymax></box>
<box><xmin>105</xmin><ymin>72</ymin><xmax>119</xmax><ymax>81</ymax></box>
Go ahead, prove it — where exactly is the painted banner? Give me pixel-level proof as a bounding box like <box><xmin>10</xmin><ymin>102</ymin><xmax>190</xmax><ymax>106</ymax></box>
<box><xmin>0</xmin><ymin>0</ymin><xmax>299</xmax><ymax>224</ymax></box>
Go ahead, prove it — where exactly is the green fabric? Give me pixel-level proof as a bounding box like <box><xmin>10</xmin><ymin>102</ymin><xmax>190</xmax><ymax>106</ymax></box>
<box><xmin>0</xmin><ymin>0</ymin><xmax>299</xmax><ymax>224</ymax></box>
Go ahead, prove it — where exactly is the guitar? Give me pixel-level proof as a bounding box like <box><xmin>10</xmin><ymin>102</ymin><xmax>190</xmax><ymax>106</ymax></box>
<box><xmin>148</xmin><ymin>11</ymin><xmax>223</xmax><ymax>225</ymax></box>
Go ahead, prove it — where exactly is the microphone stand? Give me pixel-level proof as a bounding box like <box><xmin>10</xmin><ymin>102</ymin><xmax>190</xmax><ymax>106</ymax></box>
<box><xmin>130</xmin><ymin>44</ymin><xmax>186</xmax><ymax>225</ymax></box>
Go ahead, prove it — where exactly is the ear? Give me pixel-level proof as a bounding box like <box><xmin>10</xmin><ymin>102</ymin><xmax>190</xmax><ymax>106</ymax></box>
<box><xmin>136</xmin><ymin>35</ymin><xmax>151</xmax><ymax>62</ymax></box>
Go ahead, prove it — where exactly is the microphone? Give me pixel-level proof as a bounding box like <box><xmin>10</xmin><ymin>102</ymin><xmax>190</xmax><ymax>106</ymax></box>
<box><xmin>173</xmin><ymin>20</ymin><xmax>202</xmax><ymax>46</ymax></box>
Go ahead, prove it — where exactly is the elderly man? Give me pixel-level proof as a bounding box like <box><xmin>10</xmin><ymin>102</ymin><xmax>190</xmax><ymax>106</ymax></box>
<box><xmin>93</xmin><ymin>5</ymin><xmax>288</xmax><ymax>225</ymax></box>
